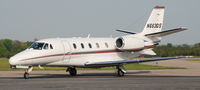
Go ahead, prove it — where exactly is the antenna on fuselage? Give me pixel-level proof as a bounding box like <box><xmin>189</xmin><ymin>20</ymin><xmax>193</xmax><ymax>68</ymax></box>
<box><xmin>87</xmin><ymin>34</ymin><xmax>91</xmax><ymax>38</ymax></box>
<box><xmin>34</xmin><ymin>38</ymin><xmax>39</xmax><ymax>41</ymax></box>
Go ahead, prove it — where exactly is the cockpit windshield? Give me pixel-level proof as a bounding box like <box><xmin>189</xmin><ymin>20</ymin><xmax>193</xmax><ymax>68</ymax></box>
<box><xmin>28</xmin><ymin>42</ymin><xmax>44</xmax><ymax>50</ymax></box>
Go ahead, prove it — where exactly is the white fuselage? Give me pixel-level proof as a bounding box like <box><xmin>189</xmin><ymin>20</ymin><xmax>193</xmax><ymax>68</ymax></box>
<box><xmin>9</xmin><ymin>37</ymin><xmax>144</xmax><ymax>67</ymax></box>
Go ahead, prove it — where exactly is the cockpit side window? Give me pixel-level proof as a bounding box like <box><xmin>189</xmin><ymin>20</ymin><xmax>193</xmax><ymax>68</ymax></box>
<box><xmin>50</xmin><ymin>44</ymin><xmax>53</xmax><ymax>49</ymax></box>
<box><xmin>29</xmin><ymin>42</ymin><xmax>44</xmax><ymax>50</ymax></box>
<box><xmin>43</xmin><ymin>43</ymin><xmax>49</xmax><ymax>49</ymax></box>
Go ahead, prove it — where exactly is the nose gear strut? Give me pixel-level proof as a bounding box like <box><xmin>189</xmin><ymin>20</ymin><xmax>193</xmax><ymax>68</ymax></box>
<box><xmin>24</xmin><ymin>66</ymin><xmax>33</xmax><ymax>79</ymax></box>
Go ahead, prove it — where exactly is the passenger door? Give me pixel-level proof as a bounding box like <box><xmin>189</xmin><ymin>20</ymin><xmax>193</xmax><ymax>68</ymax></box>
<box><xmin>61</xmin><ymin>40</ymin><xmax>71</xmax><ymax>63</ymax></box>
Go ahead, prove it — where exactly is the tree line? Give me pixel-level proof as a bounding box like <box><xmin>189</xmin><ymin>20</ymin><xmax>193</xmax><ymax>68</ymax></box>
<box><xmin>0</xmin><ymin>39</ymin><xmax>199</xmax><ymax>58</ymax></box>
<box><xmin>153</xmin><ymin>43</ymin><xmax>200</xmax><ymax>57</ymax></box>
<box><xmin>0</xmin><ymin>39</ymin><xmax>32</xmax><ymax>58</ymax></box>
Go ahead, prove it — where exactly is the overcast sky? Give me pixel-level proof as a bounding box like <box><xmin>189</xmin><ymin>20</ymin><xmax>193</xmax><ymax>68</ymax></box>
<box><xmin>0</xmin><ymin>0</ymin><xmax>199</xmax><ymax>45</ymax></box>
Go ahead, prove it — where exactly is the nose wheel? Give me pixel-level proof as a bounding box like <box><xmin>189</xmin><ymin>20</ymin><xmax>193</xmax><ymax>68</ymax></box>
<box><xmin>24</xmin><ymin>72</ymin><xmax>29</xmax><ymax>79</ymax></box>
<box><xmin>24</xmin><ymin>66</ymin><xmax>33</xmax><ymax>79</ymax></box>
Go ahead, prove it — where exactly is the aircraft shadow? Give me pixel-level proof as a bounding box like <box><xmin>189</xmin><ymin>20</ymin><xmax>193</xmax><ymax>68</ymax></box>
<box><xmin>31</xmin><ymin>71</ymin><xmax>153</xmax><ymax>79</ymax></box>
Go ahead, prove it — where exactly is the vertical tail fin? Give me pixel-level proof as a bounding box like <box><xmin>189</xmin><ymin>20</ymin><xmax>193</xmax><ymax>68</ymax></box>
<box><xmin>142</xmin><ymin>6</ymin><xmax>165</xmax><ymax>35</ymax></box>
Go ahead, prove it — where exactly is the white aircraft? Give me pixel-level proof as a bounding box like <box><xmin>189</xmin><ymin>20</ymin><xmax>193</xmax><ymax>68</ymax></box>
<box><xmin>9</xmin><ymin>6</ymin><xmax>187</xmax><ymax>79</ymax></box>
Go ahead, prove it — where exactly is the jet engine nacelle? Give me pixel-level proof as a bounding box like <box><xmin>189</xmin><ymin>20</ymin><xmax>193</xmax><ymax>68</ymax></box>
<box><xmin>115</xmin><ymin>37</ymin><xmax>145</xmax><ymax>51</ymax></box>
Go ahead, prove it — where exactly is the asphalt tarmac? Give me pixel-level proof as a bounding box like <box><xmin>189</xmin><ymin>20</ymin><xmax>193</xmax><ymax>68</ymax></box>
<box><xmin>1</xmin><ymin>71</ymin><xmax>200</xmax><ymax>90</ymax></box>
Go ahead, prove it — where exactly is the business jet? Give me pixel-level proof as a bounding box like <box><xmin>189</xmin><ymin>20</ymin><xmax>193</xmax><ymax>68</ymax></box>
<box><xmin>9</xmin><ymin>6</ymin><xmax>187</xmax><ymax>79</ymax></box>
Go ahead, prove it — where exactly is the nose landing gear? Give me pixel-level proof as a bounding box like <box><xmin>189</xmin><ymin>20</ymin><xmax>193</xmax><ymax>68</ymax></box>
<box><xmin>24</xmin><ymin>66</ymin><xmax>33</xmax><ymax>79</ymax></box>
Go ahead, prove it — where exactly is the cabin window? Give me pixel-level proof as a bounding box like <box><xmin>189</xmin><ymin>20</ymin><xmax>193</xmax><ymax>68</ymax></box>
<box><xmin>50</xmin><ymin>44</ymin><xmax>53</xmax><ymax>49</ymax></box>
<box><xmin>105</xmin><ymin>43</ymin><xmax>109</xmax><ymax>48</ymax></box>
<box><xmin>73</xmin><ymin>43</ymin><xmax>77</xmax><ymax>49</ymax></box>
<box><xmin>96</xmin><ymin>43</ymin><xmax>100</xmax><ymax>48</ymax></box>
<box><xmin>81</xmin><ymin>43</ymin><xmax>84</xmax><ymax>49</ymax></box>
<box><xmin>88</xmin><ymin>43</ymin><xmax>92</xmax><ymax>48</ymax></box>
<box><xmin>43</xmin><ymin>43</ymin><xmax>49</xmax><ymax>49</ymax></box>
<box><xmin>28</xmin><ymin>42</ymin><xmax>44</xmax><ymax>50</ymax></box>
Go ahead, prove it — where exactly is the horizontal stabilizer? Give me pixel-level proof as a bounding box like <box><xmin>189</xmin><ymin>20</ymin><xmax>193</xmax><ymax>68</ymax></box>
<box><xmin>145</xmin><ymin>27</ymin><xmax>187</xmax><ymax>38</ymax></box>
<box><xmin>116</xmin><ymin>29</ymin><xmax>136</xmax><ymax>34</ymax></box>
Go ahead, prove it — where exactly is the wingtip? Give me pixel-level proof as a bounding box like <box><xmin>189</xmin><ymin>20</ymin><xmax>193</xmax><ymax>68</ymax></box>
<box><xmin>179</xmin><ymin>27</ymin><xmax>188</xmax><ymax>30</ymax></box>
<box><xmin>154</xmin><ymin>6</ymin><xmax>165</xmax><ymax>9</ymax></box>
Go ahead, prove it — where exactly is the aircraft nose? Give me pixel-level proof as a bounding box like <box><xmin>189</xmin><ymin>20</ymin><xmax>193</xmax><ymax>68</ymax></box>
<box><xmin>9</xmin><ymin>56</ymin><xmax>18</xmax><ymax>65</ymax></box>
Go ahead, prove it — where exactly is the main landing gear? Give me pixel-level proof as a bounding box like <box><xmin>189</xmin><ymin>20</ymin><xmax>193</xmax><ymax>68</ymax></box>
<box><xmin>67</xmin><ymin>67</ymin><xmax>77</xmax><ymax>76</ymax></box>
<box><xmin>116</xmin><ymin>65</ymin><xmax>126</xmax><ymax>77</ymax></box>
<box><xmin>24</xmin><ymin>66</ymin><xmax>33</xmax><ymax>79</ymax></box>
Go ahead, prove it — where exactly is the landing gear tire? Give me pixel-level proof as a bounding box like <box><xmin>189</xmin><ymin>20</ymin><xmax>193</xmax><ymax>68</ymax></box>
<box><xmin>24</xmin><ymin>72</ymin><xmax>29</xmax><ymax>79</ymax></box>
<box><xmin>117</xmin><ymin>69</ymin><xmax>125</xmax><ymax>77</ymax></box>
<box><xmin>69</xmin><ymin>67</ymin><xmax>77</xmax><ymax>76</ymax></box>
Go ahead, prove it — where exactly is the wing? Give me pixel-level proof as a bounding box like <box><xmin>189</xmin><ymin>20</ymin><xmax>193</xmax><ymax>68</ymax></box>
<box><xmin>85</xmin><ymin>56</ymin><xmax>185</xmax><ymax>67</ymax></box>
<box><xmin>145</xmin><ymin>27</ymin><xmax>187</xmax><ymax>38</ymax></box>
